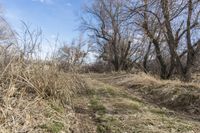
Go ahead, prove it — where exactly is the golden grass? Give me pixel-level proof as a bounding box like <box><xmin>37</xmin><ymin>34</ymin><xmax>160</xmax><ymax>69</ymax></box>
<box><xmin>1</xmin><ymin>59</ymin><xmax>200</xmax><ymax>133</ymax></box>
<box><xmin>73</xmin><ymin>76</ymin><xmax>200</xmax><ymax>133</ymax></box>
<box><xmin>117</xmin><ymin>72</ymin><xmax>200</xmax><ymax>89</ymax></box>
<box><xmin>89</xmin><ymin>72</ymin><xmax>200</xmax><ymax>121</ymax></box>
<box><xmin>0</xmin><ymin>59</ymin><xmax>87</xmax><ymax>132</ymax></box>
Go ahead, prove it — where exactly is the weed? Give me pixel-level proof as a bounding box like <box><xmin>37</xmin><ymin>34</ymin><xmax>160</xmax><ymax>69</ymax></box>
<box><xmin>97</xmin><ymin>124</ymin><xmax>111</xmax><ymax>133</ymax></box>
<box><xmin>39</xmin><ymin>121</ymin><xmax>64</xmax><ymax>133</ymax></box>
<box><xmin>50</xmin><ymin>101</ymin><xmax>64</xmax><ymax>113</ymax></box>
<box><xmin>89</xmin><ymin>97</ymin><xmax>106</xmax><ymax>115</ymax></box>
<box><xmin>150</xmin><ymin>108</ymin><xmax>166</xmax><ymax>115</ymax></box>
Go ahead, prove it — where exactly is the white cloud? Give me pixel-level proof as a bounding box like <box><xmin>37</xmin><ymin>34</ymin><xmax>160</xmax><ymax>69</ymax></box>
<box><xmin>32</xmin><ymin>0</ymin><xmax>54</xmax><ymax>4</ymax></box>
<box><xmin>32</xmin><ymin>0</ymin><xmax>72</xmax><ymax>7</ymax></box>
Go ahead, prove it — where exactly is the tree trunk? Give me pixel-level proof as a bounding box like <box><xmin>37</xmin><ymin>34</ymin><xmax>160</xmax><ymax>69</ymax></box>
<box><xmin>154</xmin><ymin>43</ymin><xmax>168</xmax><ymax>79</ymax></box>
<box><xmin>160</xmin><ymin>0</ymin><xmax>185</xmax><ymax>80</ymax></box>
<box><xmin>143</xmin><ymin>42</ymin><xmax>151</xmax><ymax>73</ymax></box>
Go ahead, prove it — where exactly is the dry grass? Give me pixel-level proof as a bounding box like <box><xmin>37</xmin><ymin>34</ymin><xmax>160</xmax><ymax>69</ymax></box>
<box><xmin>1</xmin><ymin>57</ymin><xmax>200</xmax><ymax>133</ymax></box>
<box><xmin>90</xmin><ymin>72</ymin><xmax>200</xmax><ymax>88</ymax></box>
<box><xmin>73</xmin><ymin>77</ymin><xmax>200</xmax><ymax>133</ymax></box>
<box><xmin>90</xmin><ymin>72</ymin><xmax>200</xmax><ymax>118</ymax></box>
<box><xmin>0</xmin><ymin>58</ymin><xmax>88</xmax><ymax>132</ymax></box>
<box><xmin>0</xmin><ymin>96</ymin><xmax>79</xmax><ymax>133</ymax></box>
<box><xmin>116</xmin><ymin>72</ymin><xmax>200</xmax><ymax>88</ymax></box>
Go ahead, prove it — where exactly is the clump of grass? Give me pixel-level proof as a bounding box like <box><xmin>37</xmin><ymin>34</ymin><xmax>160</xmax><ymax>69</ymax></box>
<box><xmin>88</xmin><ymin>97</ymin><xmax>113</xmax><ymax>132</ymax></box>
<box><xmin>112</xmin><ymin>72</ymin><xmax>200</xmax><ymax>89</ymax></box>
<box><xmin>97</xmin><ymin>123</ymin><xmax>111</xmax><ymax>133</ymax></box>
<box><xmin>150</xmin><ymin>107</ymin><xmax>167</xmax><ymax>115</ymax></box>
<box><xmin>96</xmin><ymin>86</ymin><xmax>117</xmax><ymax>97</ymax></box>
<box><xmin>89</xmin><ymin>97</ymin><xmax>106</xmax><ymax>115</ymax></box>
<box><xmin>39</xmin><ymin>121</ymin><xmax>64</xmax><ymax>133</ymax></box>
<box><xmin>50</xmin><ymin>100</ymin><xmax>65</xmax><ymax>113</ymax></box>
<box><xmin>112</xmin><ymin>98</ymin><xmax>142</xmax><ymax>114</ymax></box>
<box><xmin>16</xmin><ymin>64</ymin><xmax>79</xmax><ymax>105</ymax></box>
<box><xmin>113</xmin><ymin>102</ymin><xmax>140</xmax><ymax>111</ymax></box>
<box><xmin>0</xmin><ymin>58</ymin><xmax>84</xmax><ymax>132</ymax></box>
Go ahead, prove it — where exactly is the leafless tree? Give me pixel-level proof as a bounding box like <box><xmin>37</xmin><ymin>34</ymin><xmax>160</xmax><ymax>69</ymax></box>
<box><xmin>127</xmin><ymin>0</ymin><xmax>200</xmax><ymax>81</ymax></box>
<box><xmin>0</xmin><ymin>8</ymin><xmax>18</xmax><ymax>68</ymax></box>
<box><xmin>18</xmin><ymin>21</ymin><xmax>42</xmax><ymax>60</ymax></box>
<box><xmin>56</xmin><ymin>35</ymin><xmax>91</xmax><ymax>71</ymax></box>
<box><xmin>81</xmin><ymin>0</ymin><xmax>142</xmax><ymax>71</ymax></box>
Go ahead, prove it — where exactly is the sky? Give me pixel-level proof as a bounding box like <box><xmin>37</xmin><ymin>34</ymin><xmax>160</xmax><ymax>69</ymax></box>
<box><xmin>0</xmin><ymin>0</ymin><xmax>89</xmax><ymax>43</ymax></box>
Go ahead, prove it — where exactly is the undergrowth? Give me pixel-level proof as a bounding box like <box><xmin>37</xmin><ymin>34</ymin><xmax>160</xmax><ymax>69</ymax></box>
<box><xmin>0</xmin><ymin>59</ymin><xmax>87</xmax><ymax>132</ymax></box>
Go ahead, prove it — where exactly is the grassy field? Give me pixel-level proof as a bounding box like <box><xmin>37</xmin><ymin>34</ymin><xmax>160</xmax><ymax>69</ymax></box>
<box><xmin>72</xmin><ymin>73</ymin><xmax>200</xmax><ymax>133</ymax></box>
<box><xmin>1</xmin><ymin>71</ymin><xmax>200</xmax><ymax>133</ymax></box>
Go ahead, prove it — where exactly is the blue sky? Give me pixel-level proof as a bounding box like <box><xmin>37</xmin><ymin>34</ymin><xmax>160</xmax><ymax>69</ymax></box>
<box><xmin>0</xmin><ymin>0</ymin><xmax>89</xmax><ymax>43</ymax></box>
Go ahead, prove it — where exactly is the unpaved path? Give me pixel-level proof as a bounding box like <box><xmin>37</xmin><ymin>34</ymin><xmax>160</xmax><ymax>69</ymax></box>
<box><xmin>73</xmin><ymin>74</ymin><xmax>200</xmax><ymax>133</ymax></box>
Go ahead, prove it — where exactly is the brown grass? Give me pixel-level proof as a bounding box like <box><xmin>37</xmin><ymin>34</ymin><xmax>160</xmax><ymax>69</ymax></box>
<box><xmin>118</xmin><ymin>72</ymin><xmax>200</xmax><ymax>88</ymax></box>
<box><xmin>72</xmin><ymin>76</ymin><xmax>200</xmax><ymax>133</ymax></box>
<box><xmin>1</xmin><ymin>57</ymin><xmax>200</xmax><ymax>132</ymax></box>
<box><xmin>0</xmin><ymin>57</ymin><xmax>88</xmax><ymax>132</ymax></box>
<box><xmin>91</xmin><ymin>72</ymin><xmax>200</xmax><ymax>117</ymax></box>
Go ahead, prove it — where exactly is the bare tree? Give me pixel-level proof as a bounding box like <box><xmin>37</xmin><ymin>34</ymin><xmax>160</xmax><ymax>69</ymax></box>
<box><xmin>0</xmin><ymin>7</ymin><xmax>18</xmax><ymax>68</ymax></box>
<box><xmin>56</xmin><ymin>35</ymin><xmax>90</xmax><ymax>71</ymax></box>
<box><xmin>18</xmin><ymin>21</ymin><xmax>42</xmax><ymax>60</ymax></box>
<box><xmin>81</xmin><ymin>0</ymin><xmax>141</xmax><ymax>71</ymax></box>
<box><xmin>127</xmin><ymin>0</ymin><xmax>200</xmax><ymax>80</ymax></box>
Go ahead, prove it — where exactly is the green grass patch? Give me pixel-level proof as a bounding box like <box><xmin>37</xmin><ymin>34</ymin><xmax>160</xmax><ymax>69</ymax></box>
<box><xmin>112</xmin><ymin>99</ymin><xmax>141</xmax><ymax>114</ymax></box>
<box><xmin>95</xmin><ymin>86</ymin><xmax>117</xmax><ymax>98</ymax></box>
<box><xmin>89</xmin><ymin>97</ymin><xmax>106</xmax><ymax>115</ymax></box>
<box><xmin>39</xmin><ymin>121</ymin><xmax>64</xmax><ymax>133</ymax></box>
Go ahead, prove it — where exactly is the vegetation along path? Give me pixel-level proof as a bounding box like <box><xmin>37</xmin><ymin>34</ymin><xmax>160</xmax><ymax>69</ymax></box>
<box><xmin>73</xmin><ymin>73</ymin><xmax>200</xmax><ymax>133</ymax></box>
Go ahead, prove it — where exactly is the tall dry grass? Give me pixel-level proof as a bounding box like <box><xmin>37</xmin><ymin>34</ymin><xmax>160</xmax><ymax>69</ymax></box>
<box><xmin>0</xmin><ymin>47</ymin><xmax>87</xmax><ymax>132</ymax></box>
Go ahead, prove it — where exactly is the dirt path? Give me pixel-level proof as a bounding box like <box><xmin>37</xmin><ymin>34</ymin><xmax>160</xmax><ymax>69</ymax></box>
<box><xmin>73</xmin><ymin>74</ymin><xmax>200</xmax><ymax>133</ymax></box>
<box><xmin>92</xmin><ymin>73</ymin><xmax>200</xmax><ymax>121</ymax></box>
